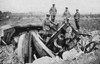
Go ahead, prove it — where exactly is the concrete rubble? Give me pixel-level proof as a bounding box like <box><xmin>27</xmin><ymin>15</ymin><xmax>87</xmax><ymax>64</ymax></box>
<box><xmin>0</xmin><ymin>44</ymin><xmax>23</xmax><ymax>64</ymax></box>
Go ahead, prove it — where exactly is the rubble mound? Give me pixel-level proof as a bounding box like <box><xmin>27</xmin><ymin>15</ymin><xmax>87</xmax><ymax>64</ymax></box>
<box><xmin>32</xmin><ymin>50</ymin><xmax>100</xmax><ymax>64</ymax></box>
<box><xmin>0</xmin><ymin>27</ymin><xmax>100</xmax><ymax>64</ymax></box>
<box><xmin>0</xmin><ymin>45</ymin><xmax>23</xmax><ymax>64</ymax></box>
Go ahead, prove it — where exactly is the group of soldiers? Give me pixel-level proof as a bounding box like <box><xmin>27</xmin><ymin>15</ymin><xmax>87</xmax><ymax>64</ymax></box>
<box><xmin>43</xmin><ymin>4</ymin><xmax>80</xmax><ymax>32</ymax></box>
<box><xmin>43</xmin><ymin>4</ymin><xmax>81</xmax><ymax>52</ymax></box>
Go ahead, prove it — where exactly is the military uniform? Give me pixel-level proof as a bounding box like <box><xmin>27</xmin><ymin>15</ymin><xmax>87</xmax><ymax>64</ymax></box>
<box><xmin>74</xmin><ymin>10</ymin><xmax>80</xmax><ymax>30</ymax></box>
<box><xmin>43</xmin><ymin>15</ymin><xmax>54</xmax><ymax>34</ymax></box>
<box><xmin>63</xmin><ymin>8</ymin><xmax>71</xmax><ymax>23</ymax></box>
<box><xmin>43</xmin><ymin>18</ymin><xmax>51</xmax><ymax>31</ymax></box>
<box><xmin>49</xmin><ymin>5</ymin><xmax>57</xmax><ymax>22</ymax></box>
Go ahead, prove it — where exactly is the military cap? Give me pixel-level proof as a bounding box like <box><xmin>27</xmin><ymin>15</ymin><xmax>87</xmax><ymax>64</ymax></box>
<box><xmin>66</xmin><ymin>7</ymin><xmax>68</xmax><ymax>9</ymax></box>
<box><xmin>53</xmin><ymin>4</ymin><xmax>55</xmax><ymax>5</ymax></box>
<box><xmin>46</xmin><ymin>14</ymin><xmax>50</xmax><ymax>17</ymax></box>
<box><xmin>76</xmin><ymin>9</ymin><xmax>79</xmax><ymax>11</ymax></box>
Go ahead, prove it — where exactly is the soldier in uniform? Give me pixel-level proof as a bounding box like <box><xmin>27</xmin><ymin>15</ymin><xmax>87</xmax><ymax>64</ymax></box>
<box><xmin>63</xmin><ymin>7</ymin><xmax>71</xmax><ymax>24</ymax></box>
<box><xmin>43</xmin><ymin>14</ymin><xmax>51</xmax><ymax>33</ymax></box>
<box><xmin>74</xmin><ymin>9</ymin><xmax>80</xmax><ymax>31</ymax></box>
<box><xmin>43</xmin><ymin>14</ymin><xmax>51</xmax><ymax>42</ymax></box>
<box><xmin>49</xmin><ymin>4</ymin><xmax>57</xmax><ymax>22</ymax></box>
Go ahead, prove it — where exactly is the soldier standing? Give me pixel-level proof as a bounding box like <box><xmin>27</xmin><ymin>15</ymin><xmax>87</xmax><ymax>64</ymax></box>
<box><xmin>63</xmin><ymin>7</ymin><xmax>71</xmax><ymax>24</ymax></box>
<box><xmin>49</xmin><ymin>4</ymin><xmax>57</xmax><ymax>22</ymax></box>
<box><xmin>74</xmin><ymin>9</ymin><xmax>80</xmax><ymax>31</ymax></box>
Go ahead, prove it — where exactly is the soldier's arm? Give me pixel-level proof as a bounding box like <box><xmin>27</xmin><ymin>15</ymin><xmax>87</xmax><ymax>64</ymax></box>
<box><xmin>50</xmin><ymin>21</ymin><xmax>56</xmax><ymax>26</ymax></box>
<box><xmin>43</xmin><ymin>21</ymin><xmax>45</xmax><ymax>30</ymax></box>
<box><xmin>55</xmin><ymin>8</ymin><xmax>57</xmax><ymax>13</ymax></box>
<box><xmin>62</xmin><ymin>12</ymin><xmax>65</xmax><ymax>17</ymax></box>
<box><xmin>74</xmin><ymin>13</ymin><xmax>76</xmax><ymax>18</ymax></box>
<box><xmin>78</xmin><ymin>13</ymin><xmax>80</xmax><ymax>19</ymax></box>
<box><xmin>49</xmin><ymin>8</ymin><xmax>52</xmax><ymax>14</ymax></box>
<box><xmin>69</xmin><ymin>12</ymin><xmax>71</xmax><ymax>17</ymax></box>
<box><xmin>43</xmin><ymin>20</ymin><xmax>46</xmax><ymax>30</ymax></box>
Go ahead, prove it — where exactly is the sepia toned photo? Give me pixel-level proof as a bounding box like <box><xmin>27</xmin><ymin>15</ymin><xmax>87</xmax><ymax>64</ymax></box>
<box><xmin>0</xmin><ymin>0</ymin><xmax>100</xmax><ymax>64</ymax></box>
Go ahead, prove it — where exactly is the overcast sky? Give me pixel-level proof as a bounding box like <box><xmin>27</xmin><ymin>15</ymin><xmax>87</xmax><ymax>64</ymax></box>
<box><xmin>0</xmin><ymin>0</ymin><xmax>100</xmax><ymax>14</ymax></box>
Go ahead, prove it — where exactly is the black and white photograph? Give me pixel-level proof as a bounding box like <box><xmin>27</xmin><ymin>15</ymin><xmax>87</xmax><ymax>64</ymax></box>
<box><xmin>0</xmin><ymin>0</ymin><xmax>100</xmax><ymax>64</ymax></box>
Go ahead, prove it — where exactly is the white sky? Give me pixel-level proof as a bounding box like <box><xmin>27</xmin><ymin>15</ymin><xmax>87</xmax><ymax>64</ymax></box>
<box><xmin>0</xmin><ymin>0</ymin><xmax>100</xmax><ymax>14</ymax></box>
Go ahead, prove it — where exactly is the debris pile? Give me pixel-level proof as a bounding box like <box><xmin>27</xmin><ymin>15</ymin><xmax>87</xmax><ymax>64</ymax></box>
<box><xmin>0</xmin><ymin>23</ymin><xmax>100</xmax><ymax>64</ymax></box>
<box><xmin>31</xmin><ymin>29</ymin><xmax>100</xmax><ymax>64</ymax></box>
<box><xmin>32</xmin><ymin>50</ymin><xmax>100</xmax><ymax>64</ymax></box>
<box><xmin>0</xmin><ymin>45</ymin><xmax>23</xmax><ymax>64</ymax></box>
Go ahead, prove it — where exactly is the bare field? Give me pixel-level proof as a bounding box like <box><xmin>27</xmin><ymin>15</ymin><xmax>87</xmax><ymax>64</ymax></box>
<box><xmin>0</xmin><ymin>15</ymin><xmax>100</xmax><ymax>31</ymax></box>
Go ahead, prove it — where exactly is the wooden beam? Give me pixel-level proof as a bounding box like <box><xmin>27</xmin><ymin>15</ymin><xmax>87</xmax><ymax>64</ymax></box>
<box><xmin>31</xmin><ymin>31</ymin><xmax>55</xmax><ymax>57</ymax></box>
<box><xmin>18</xmin><ymin>33</ymin><xmax>26</xmax><ymax>63</ymax></box>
